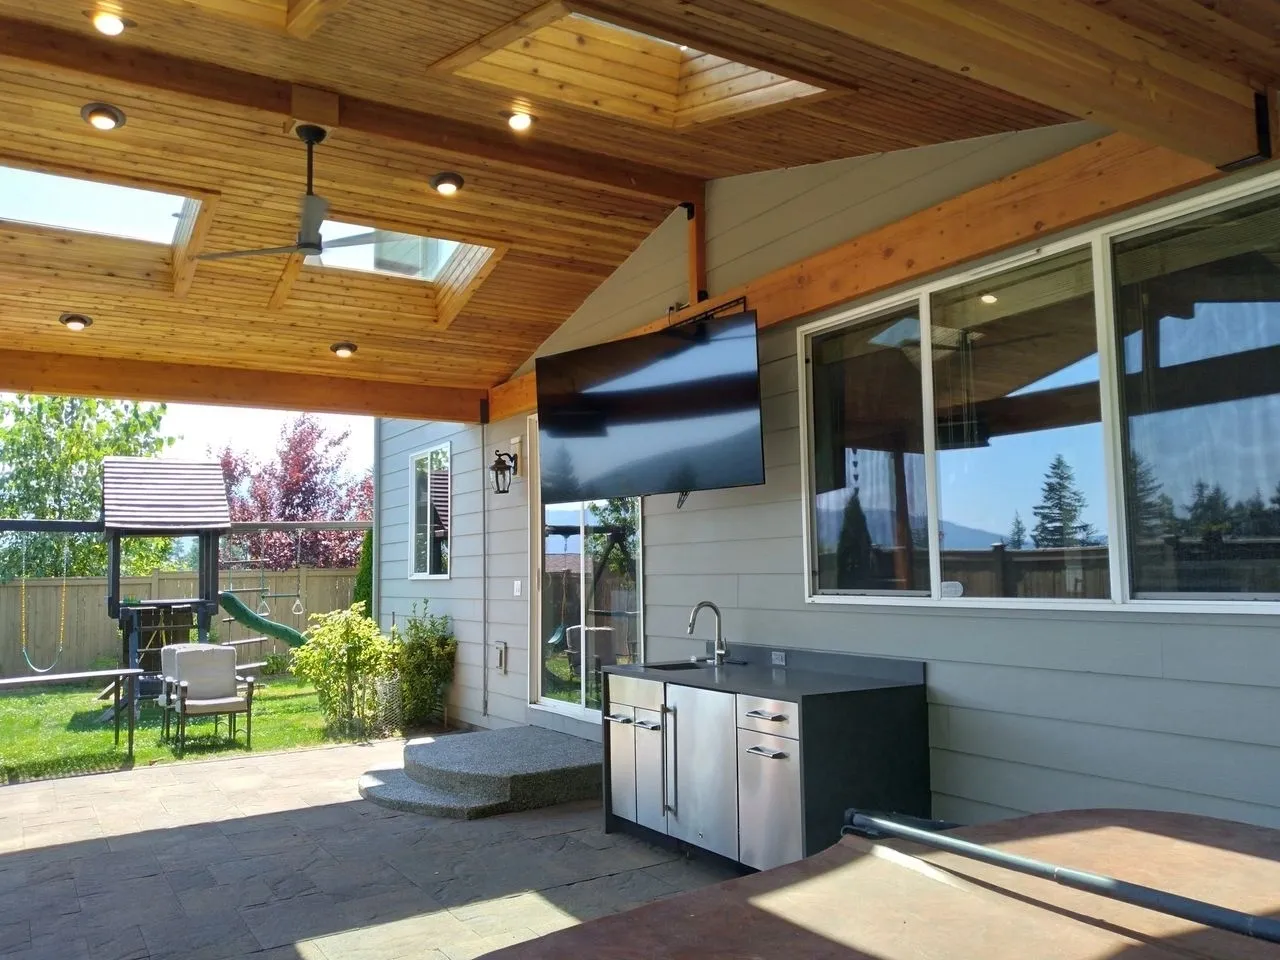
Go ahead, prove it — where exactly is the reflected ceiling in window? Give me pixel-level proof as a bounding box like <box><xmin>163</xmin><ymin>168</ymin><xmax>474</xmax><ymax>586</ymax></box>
<box><xmin>0</xmin><ymin>165</ymin><xmax>187</xmax><ymax>244</ymax></box>
<box><xmin>304</xmin><ymin>221</ymin><xmax>462</xmax><ymax>282</ymax></box>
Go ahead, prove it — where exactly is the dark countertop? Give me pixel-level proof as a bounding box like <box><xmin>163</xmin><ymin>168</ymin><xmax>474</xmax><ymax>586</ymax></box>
<box><xmin>603</xmin><ymin>661</ymin><xmax>921</xmax><ymax>700</ymax></box>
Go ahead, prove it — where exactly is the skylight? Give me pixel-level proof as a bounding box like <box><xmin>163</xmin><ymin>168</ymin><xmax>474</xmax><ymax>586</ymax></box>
<box><xmin>305</xmin><ymin>221</ymin><xmax>461</xmax><ymax>282</ymax></box>
<box><xmin>0</xmin><ymin>165</ymin><xmax>187</xmax><ymax>244</ymax></box>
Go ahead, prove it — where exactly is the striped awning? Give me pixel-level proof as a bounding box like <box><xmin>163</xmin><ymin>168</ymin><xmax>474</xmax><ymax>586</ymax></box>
<box><xmin>102</xmin><ymin>457</ymin><xmax>232</xmax><ymax>533</ymax></box>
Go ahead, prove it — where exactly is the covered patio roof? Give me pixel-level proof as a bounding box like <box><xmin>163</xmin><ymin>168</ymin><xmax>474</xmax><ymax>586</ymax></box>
<box><xmin>0</xmin><ymin>0</ymin><xmax>1272</xmax><ymax>419</ymax></box>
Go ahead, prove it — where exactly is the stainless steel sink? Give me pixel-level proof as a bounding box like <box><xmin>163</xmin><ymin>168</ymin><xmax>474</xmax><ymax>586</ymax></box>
<box><xmin>643</xmin><ymin>661</ymin><xmax>706</xmax><ymax>671</ymax></box>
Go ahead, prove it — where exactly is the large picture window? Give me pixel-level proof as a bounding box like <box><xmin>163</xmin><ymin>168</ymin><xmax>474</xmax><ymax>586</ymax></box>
<box><xmin>801</xmin><ymin>178</ymin><xmax>1280</xmax><ymax>610</ymax></box>
<box><xmin>409</xmin><ymin>443</ymin><xmax>450</xmax><ymax>578</ymax></box>
<box><xmin>1114</xmin><ymin>193</ymin><xmax>1280</xmax><ymax>598</ymax></box>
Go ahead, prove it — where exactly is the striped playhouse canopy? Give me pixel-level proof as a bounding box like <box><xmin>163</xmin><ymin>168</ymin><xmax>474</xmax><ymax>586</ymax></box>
<box><xmin>101</xmin><ymin>457</ymin><xmax>232</xmax><ymax>534</ymax></box>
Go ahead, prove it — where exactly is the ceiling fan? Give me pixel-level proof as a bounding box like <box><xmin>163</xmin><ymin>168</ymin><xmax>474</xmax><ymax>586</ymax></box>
<box><xmin>197</xmin><ymin>125</ymin><xmax>380</xmax><ymax>262</ymax></box>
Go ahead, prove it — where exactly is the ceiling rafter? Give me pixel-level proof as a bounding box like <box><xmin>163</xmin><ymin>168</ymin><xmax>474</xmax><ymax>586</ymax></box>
<box><xmin>0</xmin><ymin>15</ymin><xmax>704</xmax><ymax>203</ymax></box>
<box><xmin>286</xmin><ymin>0</ymin><xmax>350</xmax><ymax>38</ymax></box>
<box><xmin>746</xmin><ymin>0</ymin><xmax>1271</xmax><ymax>169</ymax></box>
<box><xmin>172</xmin><ymin>195</ymin><xmax>220</xmax><ymax>297</ymax></box>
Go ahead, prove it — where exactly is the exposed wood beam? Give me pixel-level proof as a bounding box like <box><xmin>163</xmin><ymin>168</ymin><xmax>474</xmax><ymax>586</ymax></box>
<box><xmin>747</xmin><ymin>0</ymin><xmax>1267</xmax><ymax>169</ymax></box>
<box><xmin>431</xmin><ymin>1</ymin><xmax>568</xmax><ymax>73</ymax></box>
<box><xmin>286</xmin><ymin>83</ymin><xmax>341</xmax><ymax>134</ymax></box>
<box><xmin>0</xmin><ymin>348</ymin><xmax>488</xmax><ymax>420</ymax></box>
<box><xmin>435</xmin><ymin>244</ymin><xmax>507</xmax><ymax>329</ymax></box>
<box><xmin>286</xmin><ymin>0</ymin><xmax>351</xmax><ymax>38</ymax></box>
<box><xmin>172</xmin><ymin>196</ymin><xmax>219</xmax><ymax>298</ymax></box>
<box><xmin>269</xmin><ymin>252</ymin><xmax>306</xmax><ymax>310</ymax></box>
<box><xmin>487</xmin><ymin>133</ymin><xmax>1220</xmax><ymax>421</ymax></box>
<box><xmin>683</xmin><ymin>189</ymin><xmax>707</xmax><ymax>304</ymax></box>
<box><xmin>0</xmin><ymin>17</ymin><xmax>703</xmax><ymax>203</ymax></box>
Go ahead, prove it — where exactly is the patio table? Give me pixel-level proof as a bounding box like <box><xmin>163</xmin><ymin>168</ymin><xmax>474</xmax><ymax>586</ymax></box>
<box><xmin>0</xmin><ymin>668</ymin><xmax>144</xmax><ymax>759</ymax></box>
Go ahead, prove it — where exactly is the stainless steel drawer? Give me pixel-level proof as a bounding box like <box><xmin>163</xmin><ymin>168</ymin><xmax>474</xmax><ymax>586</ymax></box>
<box><xmin>736</xmin><ymin>694</ymin><xmax>799</xmax><ymax>739</ymax></box>
<box><xmin>609</xmin><ymin>675</ymin><xmax>664</xmax><ymax>711</ymax></box>
<box><xmin>738</xmin><ymin>730</ymin><xmax>803</xmax><ymax>871</ymax></box>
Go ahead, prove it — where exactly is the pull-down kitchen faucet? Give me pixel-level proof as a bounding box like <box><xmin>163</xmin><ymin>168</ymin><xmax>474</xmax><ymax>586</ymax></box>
<box><xmin>687</xmin><ymin>601</ymin><xmax>728</xmax><ymax>666</ymax></box>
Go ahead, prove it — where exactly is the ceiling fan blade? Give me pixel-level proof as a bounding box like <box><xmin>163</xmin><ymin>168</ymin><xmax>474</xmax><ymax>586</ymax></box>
<box><xmin>321</xmin><ymin>231</ymin><xmax>381</xmax><ymax>251</ymax></box>
<box><xmin>298</xmin><ymin>193</ymin><xmax>330</xmax><ymax>246</ymax></box>
<box><xmin>197</xmin><ymin>244</ymin><xmax>303</xmax><ymax>262</ymax></box>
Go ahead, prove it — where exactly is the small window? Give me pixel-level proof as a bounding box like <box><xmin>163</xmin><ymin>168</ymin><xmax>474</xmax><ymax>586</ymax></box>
<box><xmin>808</xmin><ymin>307</ymin><xmax>930</xmax><ymax>595</ymax></box>
<box><xmin>0</xmin><ymin>165</ymin><xmax>187</xmax><ymax>244</ymax></box>
<box><xmin>1113</xmin><ymin>192</ymin><xmax>1280</xmax><ymax>599</ymax></box>
<box><xmin>410</xmin><ymin>443</ymin><xmax>451</xmax><ymax>578</ymax></box>
<box><xmin>306</xmin><ymin>221</ymin><xmax>460</xmax><ymax>282</ymax></box>
<box><xmin>931</xmin><ymin>247</ymin><xmax>1110</xmax><ymax>599</ymax></box>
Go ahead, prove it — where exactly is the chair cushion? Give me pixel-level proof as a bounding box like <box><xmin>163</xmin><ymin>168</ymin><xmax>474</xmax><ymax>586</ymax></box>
<box><xmin>173</xmin><ymin>645</ymin><xmax>238</xmax><ymax>699</ymax></box>
<box><xmin>183</xmin><ymin>695</ymin><xmax>248</xmax><ymax>715</ymax></box>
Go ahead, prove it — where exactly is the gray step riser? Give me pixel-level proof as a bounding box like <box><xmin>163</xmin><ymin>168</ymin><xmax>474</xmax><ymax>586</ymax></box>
<box><xmin>358</xmin><ymin>774</ymin><xmax>510</xmax><ymax>820</ymax></box>
<box><xmin>403</xmin><ymin>756</ymin><xmax>511</xmax><ymax>798</ymax></box>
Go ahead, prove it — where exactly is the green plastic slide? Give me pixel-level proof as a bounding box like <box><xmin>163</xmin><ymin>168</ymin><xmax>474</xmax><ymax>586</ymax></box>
<box><xmin>218</xmin><ymin>592</ymin><xmax>307</xmax><ymax>648</ymax></box>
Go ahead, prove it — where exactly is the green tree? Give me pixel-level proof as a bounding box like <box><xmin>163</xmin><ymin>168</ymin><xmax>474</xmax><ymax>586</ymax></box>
<box><xmin>586</xmin><ymin>498</ymin><xmax>639</xmax><ymax>585</ymax></box>
<box><xmin>836</xmin><ymin>493</ymin><xmax>875</xmax><ymax>589</ymax></box>
<box><xmin>1031</xmin><ymin>455</ymin><xmax>1094</xmax><ymax>548</ymax></box>
<box><xmin>1184</xmin><ymin>481</ymin><xmax>1233</xmax><ymax>541</ymax></box>
<box><xmin>0</xmin><ymin>396</ymin><xmax>175</xmax><ymax>580</ymax></box>
<box><xmin>353</xmin><ymin>529</ymin><xmax>374</xmax><ymax>611</ymax></box>
<box><xmin>1128</xmin><ymin>453</ymin><xmax>1176</xmax><ymax>541</ymax></box>
<box><xmin>1006</xmin><ymin>512</ymin><xmax>1027</xmax><ymax>550</ymax></box>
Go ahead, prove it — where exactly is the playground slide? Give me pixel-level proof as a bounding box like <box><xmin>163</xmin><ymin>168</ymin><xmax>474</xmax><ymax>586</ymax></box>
<box><xmin>218</xmin><ymin>592</ymin><xmax>307</xmax><ymax>648</ymax></box>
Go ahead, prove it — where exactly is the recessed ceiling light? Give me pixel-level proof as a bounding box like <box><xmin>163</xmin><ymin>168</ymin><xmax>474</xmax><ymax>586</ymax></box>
<box><xmin>81</xmin><ymin>102</ymin><xmax>126</xmax><ymax>131</ymax></box>
<box><xmin>507</xmin><ymin>111</ymin><xmax>533</xmax><ymax>132</ymax></box>
<box><xmin>59</xmin><ymin>313</ymin><xmax>93</xmax><ymax>331</ymax></box>
<box><xmin>88</xmin><ymin>10</ymin><xmax>129</xmax><ymax>35</ymax></box>
<box><xmin>330</xmin><ymin>341</ymin><xmax>357</xmax><ymax>358</ymax></box>
<box><xmin>430</xmin><ymin>172</ymin><xmax>464</xmax><ymax>196</ymax></box>
<box><xmin>980</xmin><ymin>293</ymin><xmax>999</xmax><ymax>304</ymax></box>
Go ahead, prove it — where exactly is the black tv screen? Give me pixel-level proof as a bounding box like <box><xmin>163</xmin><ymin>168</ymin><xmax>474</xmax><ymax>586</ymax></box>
<box><xmin>536</xmin><ymin>311</ymin><xmax>765</xmax><ymax>504</ymax></box>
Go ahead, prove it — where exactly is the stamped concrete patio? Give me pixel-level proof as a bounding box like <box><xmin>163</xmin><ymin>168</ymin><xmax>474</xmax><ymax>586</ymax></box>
<box><xmin>0</xmin><ymin>740</ymin><xmax>735</xmax><ymax>959</ymax></box>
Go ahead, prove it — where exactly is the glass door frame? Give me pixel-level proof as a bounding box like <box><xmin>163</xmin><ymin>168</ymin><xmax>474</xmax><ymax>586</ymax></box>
<box><xmin>526</xmin><ymin>414</ymin><xmax>645</xmax><ymax>720</ymax></box>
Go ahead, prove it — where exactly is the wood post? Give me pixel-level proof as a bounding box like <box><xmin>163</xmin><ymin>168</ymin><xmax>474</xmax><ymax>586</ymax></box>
<box><xmin>684</xmin><ymin>189</ymin><xmax>708</xmax><ymax>305</ymax></box>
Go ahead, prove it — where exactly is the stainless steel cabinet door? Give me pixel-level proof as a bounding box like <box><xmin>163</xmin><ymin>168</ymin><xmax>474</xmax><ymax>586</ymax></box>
<box><xmin>665</xmin><ymin>685</ymin><xmax>738</xmax><ymax>861</ymax></box>
<box><xmin>605</xmin><ymin>706</ymin><xmax>636</xmax><ymax>822</ymax></box>
<box><xmin>737</xmin><ymin>730</ymin><xmax>803</xmax><ymax>871</ymax></box>
<box><xmin>633</xmin><ymin>707</ymin><xmax>666</xmax><ymax>833</ymax></box>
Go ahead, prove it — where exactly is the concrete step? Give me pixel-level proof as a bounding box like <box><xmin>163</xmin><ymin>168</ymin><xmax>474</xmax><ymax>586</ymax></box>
<box><xmin>358</xmin><ymin>768</ymin><xmax>510</xmax><ymax>820</ymax></box>
<box><xmin>360</xmin><ymin>725</ymin><xmax>603</xmax><ymax>819</ymax></box>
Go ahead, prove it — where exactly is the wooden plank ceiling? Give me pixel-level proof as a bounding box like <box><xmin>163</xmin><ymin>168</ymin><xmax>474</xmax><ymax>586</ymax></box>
<box><xmin>0</xmin><ymin>0</ymin><xmax>1268</xmax><ymax>417</ymax></box>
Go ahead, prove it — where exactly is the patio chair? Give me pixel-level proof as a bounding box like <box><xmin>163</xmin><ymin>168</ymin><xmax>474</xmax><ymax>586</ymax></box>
<box><xmin>171</xmin><ymin>644</ymin><xmax>255</xmax><ymax>756</ymax></box>
<box><xmin>158</xmin><ymin>642</ymin><xmax>214</xmax><ymax>741</ymax></box>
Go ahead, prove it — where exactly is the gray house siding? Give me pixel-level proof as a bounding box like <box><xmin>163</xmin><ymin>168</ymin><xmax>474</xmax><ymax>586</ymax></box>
<box><xmin>375</xmin><ymin>121</ymin><xmax>1280</xmax><ymax>827</ymax></box>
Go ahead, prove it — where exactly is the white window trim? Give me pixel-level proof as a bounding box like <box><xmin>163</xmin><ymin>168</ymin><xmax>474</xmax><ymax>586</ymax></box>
<box><xmin>797</xmin><ymin>166</ymin><xmax>1280</xmax><ymax>616</ymax></box>
<box><xmin>407</xmin><ymin>441</ymin><xmax>451</xmax><ymax>581</ymax></box>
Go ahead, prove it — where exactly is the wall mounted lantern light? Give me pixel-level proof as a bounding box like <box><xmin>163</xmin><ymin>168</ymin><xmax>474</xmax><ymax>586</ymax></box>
<box><xmin>490</xmin><ymin>450</ymin><xmax>518</xmax><ymax>495</ymax></box>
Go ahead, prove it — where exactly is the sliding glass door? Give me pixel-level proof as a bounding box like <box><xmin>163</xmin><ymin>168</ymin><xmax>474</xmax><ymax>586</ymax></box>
<box><xmin>539</xmin><ymin>497</ymin><xmax>642</xmax><ymax>713</ymax></box>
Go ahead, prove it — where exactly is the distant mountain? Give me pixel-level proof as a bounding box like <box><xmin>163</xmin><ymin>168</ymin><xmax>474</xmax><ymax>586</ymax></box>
<box><xmin>815</xmin><ymin>503</ymin><xmax>1003</xmax><ymax>550</ymax></box>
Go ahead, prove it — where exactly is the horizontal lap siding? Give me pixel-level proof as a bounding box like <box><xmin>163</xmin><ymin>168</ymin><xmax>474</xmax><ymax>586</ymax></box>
<box><xmin>378</xmin><ymin>415</ymin><xmax>531</xmax><ymax>729</ymax></box>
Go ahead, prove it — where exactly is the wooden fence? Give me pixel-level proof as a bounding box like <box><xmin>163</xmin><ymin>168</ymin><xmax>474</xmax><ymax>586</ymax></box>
<box><xmin>0</xmin><ymin>568</ymin><xmax>356</xmax><ymax>678</ymax></box>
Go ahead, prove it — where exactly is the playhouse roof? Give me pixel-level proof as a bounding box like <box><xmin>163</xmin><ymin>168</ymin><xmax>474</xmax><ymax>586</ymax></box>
<box><xmin>102</xmin><ymin>457</ymin><xmax>232</xmax><ymax>534</ymax></box>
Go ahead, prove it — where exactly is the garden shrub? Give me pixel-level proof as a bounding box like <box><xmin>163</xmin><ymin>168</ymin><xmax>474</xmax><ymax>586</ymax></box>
<box><xmin>263</xmin><ymin>651</ymin><xmax>291</xmax><ymax>676</ymax></box>
<box><xmin>353</xmin><ymin>529</ymin><xmax>373</xmax><ymax>612</ymax></box>
<box><xmin>291</xmin><ymin>602</ymin><xmax>396</xmax><ymax>737</ymax></box>
<box><xmin>396</xmin><ymin>602</ymin><xmax>456</xmax><ymax>728</ymax></box>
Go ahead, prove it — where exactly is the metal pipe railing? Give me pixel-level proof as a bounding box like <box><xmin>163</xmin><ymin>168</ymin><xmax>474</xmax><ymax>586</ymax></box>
<box><xmin>846</xmin><ymin>812</ymin><xmax>1280</xmax><ymax>945</ymax></box>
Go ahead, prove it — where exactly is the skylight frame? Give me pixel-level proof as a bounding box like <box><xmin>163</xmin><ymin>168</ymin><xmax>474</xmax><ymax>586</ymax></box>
<box><xmin>0</xmin><ymin>164</ymin><xmax>190</xmax><ymax>245</ymax></box>
<box><xmin>303</xmin><ymin>219</ymin><xmax>465</xmax><ymax>284</ymax></box>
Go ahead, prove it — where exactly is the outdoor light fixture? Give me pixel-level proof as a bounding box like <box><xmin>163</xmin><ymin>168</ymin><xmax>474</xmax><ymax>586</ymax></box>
<box><xmin>59</xmin><ymin>313</ymin><xmax>93</xmax><ymax>331</ymax></box>
<box><xmin>431</xmin><ymin>172</ymin><xmax>464</xmax><ymax>196</ymax></box>
<box><xmin>81</xmin><ymin>102</ymin><xmax>126</xmax><ymax>131</ymax></box>
<box><xmin>980</xmin><ymin>293</ymin><xmax>999</xmax><ymax>304</ymax></box>
<box><xmin>507</xmin><ymin>111</ymin><xmax>533</xmax><ymax>132</ymax></box>
<box><xmin>490</xmin><ymin>450</ymin><xmax>518</xmax><ymax>495</ymax></box>
<box><xmin>88</xmin><ymin>10</ymin><xmax>129</xmax><ymax>35</ymax></box>
<box><xmin>330</xmin><ymin>341</ymin><xmax>357</xmax><ymax>358</ymax></box>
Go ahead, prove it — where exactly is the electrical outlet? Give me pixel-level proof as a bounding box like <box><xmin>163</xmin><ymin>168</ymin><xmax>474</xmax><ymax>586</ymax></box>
<box><xmin>771</xmin><ymin>650</ymin><xmax>787</xmax><ymax>667</ymax></box>
<box><xmin>513</xmin><ymin>580</ymin><xmax>522</xmax><ymax>597</ymax></box>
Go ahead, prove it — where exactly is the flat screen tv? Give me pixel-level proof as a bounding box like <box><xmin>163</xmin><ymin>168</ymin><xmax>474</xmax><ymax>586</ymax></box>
<box><xmin>536</xmin><ymin>310</ymin><xmax>765</xmax><ymax>504</ymax></box>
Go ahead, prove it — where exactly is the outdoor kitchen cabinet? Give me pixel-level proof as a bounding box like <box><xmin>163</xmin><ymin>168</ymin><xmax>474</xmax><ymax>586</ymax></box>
<box><xmin>603</xmin><ymin>654</ymin><xmax>929</xmax><ymax>871</ymax></box>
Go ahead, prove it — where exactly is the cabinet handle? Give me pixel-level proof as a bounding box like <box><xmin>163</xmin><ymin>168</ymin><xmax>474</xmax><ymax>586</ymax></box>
<box><xmin>745</xmin><ymin>709</ymin><xmax>788</xmax><ymax>722</ymax></box>
<box><xmin>605</xmin><ymin>714</ymin><xmax>633</xmax><ymax>724</ymax></box>
<box><xmin>634</xmin><ymin>720</ymin><xmax>662</xmax><ymax>731</ymax></box>
<box><xmin>745</xmin><ymin>745</ymin><xmax>788</xmax><ymax>760</ymax></box>
<box><xmin>663</xmin><ymin>704</ymin><xmax>675</xmax><ymax>814</ymax></box>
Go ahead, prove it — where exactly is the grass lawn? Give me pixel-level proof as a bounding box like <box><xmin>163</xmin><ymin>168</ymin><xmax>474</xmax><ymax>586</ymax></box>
<box><xmin>0</xmin><ymin>675</ymin><xmax>361</xmax><ymax>783</ymax></box>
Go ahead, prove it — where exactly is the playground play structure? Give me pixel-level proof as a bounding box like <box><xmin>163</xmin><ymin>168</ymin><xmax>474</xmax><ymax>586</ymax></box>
<box><xmin>1</xmin><ymin>456</ymin><xmax>370</xmax><ymax>749</ymax></box>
